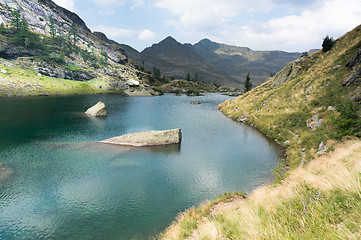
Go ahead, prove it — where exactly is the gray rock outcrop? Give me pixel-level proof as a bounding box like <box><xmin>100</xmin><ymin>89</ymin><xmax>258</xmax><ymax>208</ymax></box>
<box><xmin>346</xmin><ymin>47</ymin><xmax>361</xmax><ymax>69</ymax></box>
<box><xmin>343</xmin><ymin>67</ymin><xmax>361</xmax><ymax>87</ymax></box>
<box><xmin>34</xmin><ymin>62</ymin><xmax>97</xmax><ymax>81</ymax></box>
<box><xmin>100</xmin><ymin>128</ymin><xmax>182</xmax><ymax>147</ymax></box>
<box><xmin>306</xmin><ymin>114</ymin><xmax>323</xmax><ymax>130</ymax></box>
<box><xmin>85</xmin><ymin>101</ymin><xmax>107</xmax><ymax>117</ymax></box>
<box><xmin>270</xmin><ymin>58</ymin><xmax>303</xmax><ymax>88</ymax></box>
<box><xmin>316</xmin><ymin>141</ymin><xmax>328</xmax><ymax>156</ymax></box>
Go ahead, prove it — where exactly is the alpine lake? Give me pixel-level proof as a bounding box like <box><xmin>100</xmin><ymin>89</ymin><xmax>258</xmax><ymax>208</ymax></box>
<box><xmin>0</xmin><ymin>93</ymin><xmax>283</xmax><ymax>239</ymax></box>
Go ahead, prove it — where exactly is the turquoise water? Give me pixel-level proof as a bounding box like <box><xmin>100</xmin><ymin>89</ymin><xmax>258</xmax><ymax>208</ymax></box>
<box><xmin>0</xmin><ymin>94</ymin><xmax>282</xmax><ymax>239</ymax></box>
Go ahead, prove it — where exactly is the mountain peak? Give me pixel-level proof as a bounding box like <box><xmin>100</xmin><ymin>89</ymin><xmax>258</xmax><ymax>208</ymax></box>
<box><xmin>194</xmin><ymin>38</ymin><xmax>220</xmax><ymax>50</ymax></box>
<box><xmin>158</xmin><ymin>36</ymin><xmax>180</xmax><ymax>46</ymax></box>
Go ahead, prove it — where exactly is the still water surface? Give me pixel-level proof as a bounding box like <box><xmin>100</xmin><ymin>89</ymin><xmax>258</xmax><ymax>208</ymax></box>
<box><xmin>0</xmin><ymin>94</ymin><xmax>282</xmax><ymax>239</ymax></box>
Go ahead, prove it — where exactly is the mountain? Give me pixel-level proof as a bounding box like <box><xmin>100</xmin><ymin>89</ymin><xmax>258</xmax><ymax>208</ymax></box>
<box><xmin>122</xmin><ymin>37</ymin><xmax>301</xmax><ymax>87</ymax></box>
<box><xmin>128</xmin><ymin>36</ymin><xmax>233</xmax><ymax>86</ymax></box>
<box><xmin>193</xmin><ymin>38</ymin><xmax>301</xmax><ymax>86</ymax></box>
<box><xmin>0</xmin><ymin>0</ymin><xmax>157</xmax><ymax>97</ymax></box>
<box><xmin>161</xmin><ymin>24</ymin><xmax>361</xmax><ymax>240</ymax></box>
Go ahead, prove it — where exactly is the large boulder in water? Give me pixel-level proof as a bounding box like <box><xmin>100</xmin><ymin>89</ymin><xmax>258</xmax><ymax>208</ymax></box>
<box><xmin>85</xmin><ymin>101</ymin><xmax>107</xmax><ymax>117</ymax></box>
<box><xmin>0</xmin><ymin>162</ymin><xmax>13</xmax><ymax>182</ymax></box>
<box><xmin>100</xmin><ymin>128</ymin><xmax>182</xmax><ymax>147</ymax></box>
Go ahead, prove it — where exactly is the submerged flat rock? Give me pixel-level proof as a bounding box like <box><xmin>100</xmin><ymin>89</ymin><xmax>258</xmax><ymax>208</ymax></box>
<box><xmin>0</xmin><ymin>162</ymin><xmax>13</xmax><ymax>182</ymax></box>
<box><xmin>85</xmin><ymin>101</ymin><xmax>107</xmax><ymax>117</ymax></box>
<box><xmin>100</xmin><ymin>128</ymin><xmax>182</xmax><ymax>147</ymax></box>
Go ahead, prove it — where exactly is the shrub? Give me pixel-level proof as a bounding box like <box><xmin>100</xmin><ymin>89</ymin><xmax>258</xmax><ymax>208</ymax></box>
<box><xmin>334</xmin><ymin>100</ymin><xmax>361</xmax><ymax>137</ymax></box>
<box><xmin>65</xmin><ymin>64</ymin><xmax>83</xmax><ymax>72</ymax></box>
<box><xmin>322</xmin><ymin>36</ymin><xmax>336</xmax><ymax>52</ymax></box>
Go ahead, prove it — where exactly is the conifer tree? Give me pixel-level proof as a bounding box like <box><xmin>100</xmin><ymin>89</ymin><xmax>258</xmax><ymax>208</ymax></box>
<box><xmin>10</xmin><ymin>10</ymin><xmax>21</xmax><ymax>32</ymax></box>
<box><xmin>0</xmin><ymin>22</ymin><xmax>6</xmax><ymax>33</ymax></box>
<box><xmin>153</xmin><ymin>67</ymin><xmax>161</xmax><ymax>80</ymax></box>
<box><xmin>49</xmin><ymin>15</ymin><xmax>56</xmax><ymax>38</ymax></box>
<box><xmin>244</xmin><ymin>73</ymin><xmax>252</xmax><ymax>92</ymax></box>
<box><xmin>194</xmin><ymin>73</ymin><xmax>199</xmax><ymax>82</ymax></box>
<box><xmin>322</xmin><ymin>35</ymin><xmax>335</xmax><ymax>52</ymax></box>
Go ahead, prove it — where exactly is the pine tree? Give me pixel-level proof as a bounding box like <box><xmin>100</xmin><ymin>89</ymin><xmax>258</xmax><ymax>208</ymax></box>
<box><xmin>0</xmin><ymin>22</ymin><xmax>6</xmax><ymax>33</ymax></box>
<box><xmin>153</xmin><ymin>67</ymin><xmax>161</xmax><ymax>80</ymax></box>
<box><xmin>70</xmin><ymin>23</ymin><xmax>78</xmax><ymax>44</ymax></box>
<box><xmin>49</xmin><ymin>15</ymin><xmax>56</xmax><ymax>38</ymax></box>
<box><xmin>244</xmin><ymin>73</ymin><xmax>252</xmax><ymax>92</ymax></box>
<box><xmin>194</xmin><ymin>73</ymin><xmax>199</xmax><ymax>82</ymax></box>
<box><xmin>322</xmin><ymin>35</ymin><xmax>335</xmax><ymax>52</ymax></box>
<box><xmin>10</xmin><ymin>10</ymin><xmax>21</xmax><ymax>32</ymax></box>
<box><xmin>186</xmin><ymin>73</ymin><xmax>191</xmax><ymax>81</ymax></box>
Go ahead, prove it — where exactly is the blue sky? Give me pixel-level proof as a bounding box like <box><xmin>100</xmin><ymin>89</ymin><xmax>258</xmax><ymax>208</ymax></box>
<box><xmin>53</xmin><ymin>0</ymin><xmax>361</xmax><ymax>52</ymax></box>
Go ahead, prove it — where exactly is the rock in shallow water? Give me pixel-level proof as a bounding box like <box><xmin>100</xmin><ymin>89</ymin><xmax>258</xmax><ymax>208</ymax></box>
<box><xmin>85</xmin><ymin>101</ymin><xmax>107</xmax><ymax>117</ymax></box>
<box><xmin>0</xmin><ymin>162</ymin><xmax>13</xmax><ymax>182</ymax></box>
<box><xmin>100</xmin><ymin>128</ymin><xmax>182</xmax><ymax>147</ymax></box>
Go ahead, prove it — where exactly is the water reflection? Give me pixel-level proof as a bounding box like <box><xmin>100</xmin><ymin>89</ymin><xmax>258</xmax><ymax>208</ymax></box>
<box><xmin>0</xmin><ymin>94</ymin><xmax>282</xmax><ymax>240</ymax></box>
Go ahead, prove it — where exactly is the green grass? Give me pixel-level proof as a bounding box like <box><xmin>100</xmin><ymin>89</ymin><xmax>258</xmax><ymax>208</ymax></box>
<box><xmin>160</xmin><ymin>141</ymin><xmax>361</xmax><ymax>239</ymax></box>
<box><xmin>0</xmin><ymin>61</ymin><xmax>121</xmax><ymax>97</ymax></box>
<box><xmin>159</xmin><ymin>24</ymin><xmax>361</xmax><ymax>240</ymax></box>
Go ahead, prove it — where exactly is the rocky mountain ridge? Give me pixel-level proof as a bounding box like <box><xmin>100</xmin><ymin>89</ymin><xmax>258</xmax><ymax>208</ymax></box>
<box><xmin>122</xmin><ymin>36</ymin><xmax>301</xmax><ymax>87</ymax></box>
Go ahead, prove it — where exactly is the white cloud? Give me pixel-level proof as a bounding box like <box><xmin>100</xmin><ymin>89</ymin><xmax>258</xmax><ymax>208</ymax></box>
<box><xmin>154</xmin><ymin>0</ymin><xmax>273</xmax><ymax>32</ymax></box>
<box><xmin>138</xmin><ymin>29</ymin><xmax>157</xmax><ymax>41</ymax></box>
<box><xmin>153</xmin><ymin>0</ymin><xmax>361</xmax><ymax>51</ymax></box>
<box><xmin>53</xmin><ymin>0</ymin><xmax>75</xmax><ymax>11</ymax></box>
<box><xmin>93</xmin><ymin>0</ymin><xmax>125</xmax><ymax>7</ymax></box>
<box><xmin>220</xmin><ymin>0</ymin><xmax>361</xmax><ymax>51</ymax></box>
<box><xmin>92</xmin><ymin>25</ymin><xmax>157</xmax><ymax>43</ymax></box>
<box><xmin>92</xmin><ymin>25</ymin><xmax>137</xmax><ymax>38</ymax></box>
<box><xmin>92</xmin><ymin>0</ymin><xmax>145</xmax><ymax>8</ymax></box>
<box><xmin>131</xmin><ymin>0</ymin><xmax>145</xmax><ymax>9</ymax></box>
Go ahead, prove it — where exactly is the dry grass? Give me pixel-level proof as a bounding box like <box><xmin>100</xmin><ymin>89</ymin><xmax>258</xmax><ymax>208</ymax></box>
<box><xmin>160</xmin><ymin>24</ymin><xmax>361</xmax><ymax>240</ymax></box>
<box><xmin>160</xmin><ymin>140</ymin><xmax>361</xmax><ymax>239</ymax></box>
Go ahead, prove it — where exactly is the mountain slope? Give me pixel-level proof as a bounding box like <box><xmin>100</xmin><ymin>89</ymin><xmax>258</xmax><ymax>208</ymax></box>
<box><xmin>138</xmin><ymin>36</ymin><xmax>233</xmax><ymax>86</ymax></box>
<box><xmin>220</xmin><ymin>24</ymin><xmax>361</xmax><ymax>167</ymax></box>
<box><xmin>193</xmin><ymin>38</ymin><xmax>301</xmax><ymax>86</ymax></box>
<box><xmin>160</xmin><ymin>24</ymin><xmax>361</xmax><ymax>239</ymax></box>
<box><xmin>121</xmin><ymin>37</ymin><xmax>301</xmax><ymax>87</ymax></box>
<box><xmin>0</xmin><ymin>0</ymin><xmax>156</xmax><ymax>97</ymax></box>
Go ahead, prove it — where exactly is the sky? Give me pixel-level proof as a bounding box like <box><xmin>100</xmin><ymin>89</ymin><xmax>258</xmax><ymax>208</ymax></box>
<box><xmin>52</xmin><ymin>0</ymin><xmax>361</xmax><ymax>52</ymax></box>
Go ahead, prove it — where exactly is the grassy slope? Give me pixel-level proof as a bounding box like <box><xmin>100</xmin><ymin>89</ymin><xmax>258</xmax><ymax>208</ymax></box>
<box><xmin>159</xmin><ymin>25</ymin><xmax>361</xmax><ymax>239</ymax></box>
<box><xmin>220</xmin><ymin>24</ymin><xmax>361</xmax><ymax>168</ymax></box>
<box><xmin>160</xmin><ymin>140</ymin><xmax>361</xmax><ymax>239</ymax></box>
<box><xmin>0</xmin><ymin>59</ymin><xmax>122</xmax><ymax>97</ymax></box>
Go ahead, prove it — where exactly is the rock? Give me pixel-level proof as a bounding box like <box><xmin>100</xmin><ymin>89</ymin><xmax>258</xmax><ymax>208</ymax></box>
<box><xmin>85</xmin><ymin>101</ymin><xmax>107</xmax><ymax>117</ymax></box>
<box><xmin>100</xmin><ymin>128</ymin><xmax>182</xmax><ymax>147</ymax></box>
<box><xmin>124</xmin><ymin>89</ymin><xmax>154</xmax><ymax>97</ymax></box>
<box><xmin>37</xmin><ymin>73</ymin><xmax>42</xmax><ymax>77</ymax></box>
<box><xmin>346</xmin><ymin>47</ymin><xmax>361</xmax><ymax>69</ymax></box>
<box><xmin>126</xmin><ymin>79</ymin><xmax>140</xmax><ymax>86</ymax></box>
<box><xmin>34</xmin><ymin>62</ymin><xmax>97</xmax><ymax>81</ymax></box>
<box><xmin>0</xmin><ymin>59</ymin><xmax>14</xmax><ymax>68</ymax></box>
<box><xmin>1</xmin><ymin>69</ymin><xmax>6</xmax><ymax>74</ymax></box>
<box><xmin>306</xmin><ymin>114</ymin><xmax>323</xmax><ymax>130</ymax></box>
<box><xmin>327</xmin><ymin>106</ymin><xmax>336</xmax><ymax>111</ymax></box>
<box><xmin>236</xmin><ymin>114</ymin><xmax>247</xmax><ymax>122</ymax></box>
<box><xmin>316</xmin><ymin>141</ymin><xmax>328</xmax><ymax>156</ymax></box>
<box><xmin>190</xmin><ymin>101</ymin><xmax>200</xmax><ymax>104</ymax></box>
<box><xmin>271</xmin><ymin>58</ymin><xmax>304</xmax><ymax>88</ymax></box>
<box><xmin>343</xmin><ymin>67</ymin><xmax>361</xmax><ymax>86</ymax></box>
<box><xmin>0</xmin><ymin>162</ymin><xmax>13</xmax><ymax>182</ymax></box>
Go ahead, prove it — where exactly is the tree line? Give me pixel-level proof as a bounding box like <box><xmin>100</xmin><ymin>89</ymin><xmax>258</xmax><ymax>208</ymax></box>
<box><xmin>0</xmin><ymin>10</ymin><xmax>109</xmax><ymax>68</ymax></box>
